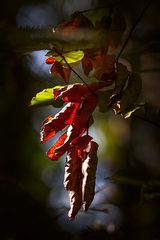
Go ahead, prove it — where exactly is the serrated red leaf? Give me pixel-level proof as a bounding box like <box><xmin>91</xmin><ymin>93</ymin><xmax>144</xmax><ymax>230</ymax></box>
<box><xmin>64</xmin><ymin>148</ymin><xmax>83</xmax><ymax>219</ymax></box>
<box><xmin>82</xmin><ymin>141</ymin><xmax>98</xmax><ymax>211</ymax></box>
<box><xmin>50</xmin><ymin>61</ymin><xmax>71</xmax><ymax>83</ymax></box>
<box><xmin>75</xmin><ymin>135</ymin><xmax>93</xmax><ymax>159</ymax></box>
<box><xmin>47</xmin><ymin>132</ymin><xmax>68</xmax><ymax>160</ymax></box>
<box><xmin>53</xmin><ymin>82</ymin><xmax>112</xmax><ymax>103</ymax></box>
<box><xmin>54</xmin><ymin>83</ymin><xmax>87</xmax><ymax>102</ymax></box>
<box><xmin>64</xmin><ymin>135</ymin><xmax>93</xmax><ymax>219</ymax></box>
<box><xmin>41</xmin><ymin>102</ymin><xmax>79</xmax><ymax>143</ymax></box>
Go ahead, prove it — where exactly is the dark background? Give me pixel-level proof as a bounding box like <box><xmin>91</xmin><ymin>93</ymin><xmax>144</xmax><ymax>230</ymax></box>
<box><xmin>1</xmin><ymin>0</ymin><xmax>160</xmax><ymax>239</ymax></box>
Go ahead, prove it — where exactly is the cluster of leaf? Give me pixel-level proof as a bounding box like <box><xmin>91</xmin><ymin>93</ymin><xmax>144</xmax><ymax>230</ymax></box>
<box><xmin>30</xmin><ymin>10</ymin><xmax>143</xmax><ymax>219</ymax></box>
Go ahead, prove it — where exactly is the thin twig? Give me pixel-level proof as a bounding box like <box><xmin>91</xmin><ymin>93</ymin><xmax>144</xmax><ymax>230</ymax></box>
<box><xmin>116</xmin><ymin>0</ymin><xmax>152</xmax><ymax>61</ymax></box>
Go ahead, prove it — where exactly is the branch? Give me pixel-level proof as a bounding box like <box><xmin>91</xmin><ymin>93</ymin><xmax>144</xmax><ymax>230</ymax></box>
<box><xmin>3</xmin><ymin>27</ymin><xmax>95</xmax><ymax>53</ymax></box>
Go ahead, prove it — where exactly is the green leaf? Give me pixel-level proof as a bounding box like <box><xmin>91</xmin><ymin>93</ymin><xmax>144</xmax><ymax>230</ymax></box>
<box><xmin>53</xmin><ymin>50</ymin><xmax>84</xmax><ymax>65</ymax></box>
<box><xmin>30</xmin><ymin>87</ymin><xmax>63</xmax><ymax>108</ymax></box>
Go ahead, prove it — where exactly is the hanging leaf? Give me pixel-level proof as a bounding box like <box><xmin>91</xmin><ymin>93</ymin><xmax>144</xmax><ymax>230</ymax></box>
<box><xmin>64</xmin><ymin>135</ymin><xmax>92</xmax><ymax>219</ymax></box>
<box><xmin>30</xmin><ymin>87</ymin><xmax>63</xmax><ymax>108</ymax></box>
<box><xmin>47</xmin><ymin>132</ymin><xmax>69</xmax><ymax>161</ymax></box>
<box><xmin>40</xmin><ymin>102</ymin><xmax>80</xmax><ymax>143</ymax></box>
<box><xmin>82</xmin><ymin>141</ymin><xmax>99</xmax><ymax>211</ymax></box>
<box><xmin>64</xmin><ymin>148</ymin><xmax>83</xmax><ymax>220</ymax></box>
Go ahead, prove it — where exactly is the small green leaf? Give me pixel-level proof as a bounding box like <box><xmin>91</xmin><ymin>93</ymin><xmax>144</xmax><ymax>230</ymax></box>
<box><xmin>54</xmin><ymin>50</ymin><xmax>84</xmax><ymax>65</ymax></box>
<box><xmin>30</xmin><ymin>86</ymin><xmax>63</xmax><ymax>108</ymax></box>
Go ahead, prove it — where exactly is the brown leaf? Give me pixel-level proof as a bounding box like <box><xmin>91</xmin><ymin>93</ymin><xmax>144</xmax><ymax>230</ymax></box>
<box><xmin>90</xmin><ymin>54</ymin><xmax>116</xmax><ymax>82</ymax></box>
<box><xmin>109</xmin><ymin>62</ymin><xmax>129</xmax><ymax>107</ymax></box>
<box><xmin>50</xmin><ymin>61</ymin><xmax>71</xmax><ymax>83</ymax></box>
<box><xmin>82</xmin><ymin>141</ymin><xmax>99</xmax><ymax>211</ymax></box>
<box><xmin>112</xmin><ymin>73</ymin><xmax>142</xmax><ymax>116</ymax></box>
<box><xmin>55</xmin><ymin>12</ymin><xmax>94</xmax><ymax>38</ymax></box>
<box><xmin>115</xmin><ymin>62</ymin><xmax>129</xmax><ymax>93</ymax></box>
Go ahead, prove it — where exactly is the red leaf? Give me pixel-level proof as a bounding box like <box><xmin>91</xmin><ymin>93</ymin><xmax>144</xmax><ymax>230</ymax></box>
<box><xmin>75</xmin><ymin>135</ymin><xmax>93</xmax><ymax>159</ymax></box>
<box><xmin>47</xmin><ymin>132</ymin><xmax>68</xmax><ymax>160</ymax></box>
<box><xmin>41</xmin><ymin>102</ymin><xmax>79</xmax><ymax>143</ymax></box>
<box><xmin>45</xmin><ymin>57</ymin><xmax>56</xmax><ymax>64</ymax></box>
<box><xmin>50</xmin><ymin>61</ymin><xmax>71</xmax><ymax>83</ymax></box>
<box><xmin>64</xmin><ymin>135</ymin><xmax>93</xmax><ymax>219</ymax></box>
<box><xmin>78</xmin><ymin>95</ymin><xmax>98</xmax><ymax>124</ymax></box>
<box><xmin>53</xmin><ymin>82</ymin><xmax>111</xmax><ymax>103</ymax></box>
<box><xmin>64</xmin><ymin>148</ymin><xmax>83</xmax><ymax>220</ymax></box>
<box><xmin>54</xmin><ymin>83</ymin><xmax>87</xmax><ymax>102</ymax></box>
<box><xmin>65</xmin><ymin>118</ymin><xmax>86</xmax><ymax>145</ymax></box>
